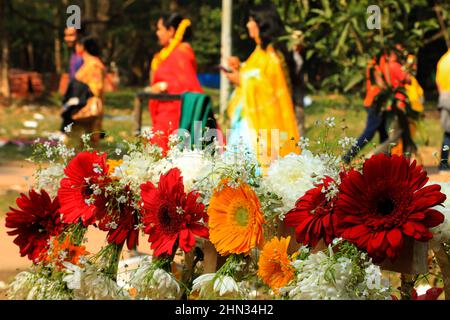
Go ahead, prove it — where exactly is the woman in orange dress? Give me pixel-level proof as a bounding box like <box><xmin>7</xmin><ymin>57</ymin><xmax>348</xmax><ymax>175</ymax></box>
<box><xmin>148</xmin><ymin>13</ymin><xmax>203</xmax><ymax>150</ymax></box>
<box><xmin>74</xmin><ymin>36</ymin><xmax>106</xmax><ymax>144</ymax></box>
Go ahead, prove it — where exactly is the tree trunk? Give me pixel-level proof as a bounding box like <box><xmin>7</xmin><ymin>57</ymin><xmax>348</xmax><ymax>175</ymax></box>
<box><xmin>53</xmin><ymin>6</ymin><xmax>62</xmax><ymax>75</ymax></box>
<box><xmin>27</xmin><ymin>42</ymin><xmax>34</xmax><ymax>70</ymax></box>
<box><xmin>95</xmin><ymin>0</ymin><xmax>110</xmax><ymax>39</ymax></box>
<box><xmin>0</xmin><ymin>0</ymin><xmax>10</xmax><ymax>98</ymax></box>
<box><xmin>84</xmin><ymin>0</ymin><xmax>95</xmax><ymax>36</ymax></box>
<box><xmin>54</xmin><ymin>34</ymin><xmax>62</xmax><ymax>75</ymax></box>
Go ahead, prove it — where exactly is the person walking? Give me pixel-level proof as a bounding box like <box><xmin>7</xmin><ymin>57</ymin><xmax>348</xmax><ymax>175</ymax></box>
<box><xmin>223</xmin><ymin>4</ymin><xmax>300</xmax><ymax>171</ymax></box>
<box><xmin>343</xmin><ymin>50</ymin><xmax>411</xmax><ymax>163</ymax></box>
<box><xmin>437</xmin><ymin>48</ymin><xmax>450</xmax><ymax>171</ymax></box>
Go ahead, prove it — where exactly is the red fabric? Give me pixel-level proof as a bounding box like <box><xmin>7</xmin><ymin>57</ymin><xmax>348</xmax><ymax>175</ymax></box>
<box><xmin>363</xmin><ymin>59</ymin><xmax>381</xmax><ymax>108</ymax></box>
<box><xmin>379</xmin><ymin>55</ymin><xmax>408</xmax><ymax>108</ymax></box>
<box><xmin>149</xmin><ymin>43</ymin><xmax>203</xmax><ymax>150</ymax></box>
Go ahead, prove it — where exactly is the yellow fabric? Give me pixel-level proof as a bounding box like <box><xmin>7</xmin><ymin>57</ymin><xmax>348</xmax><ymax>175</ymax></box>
<box><xmin>437</xmin><ymin>49</ymin><xmax>450</xmax><ymax>92</ymax></box>
<box><xmin>75</xmin><ymin>56</ymin><xmax>105</xmax><ymax>98</ymax></box>
<box><xmin>405</xmin><ymin>76</ymin><xmax>424</xmax><ymax>113</ymax></box>
<box><xmin>227</xmin><ymin>45</ymin><xmax>300</xmax><ymax>168</ymax></box>
<box><xmin>151</xmin><ymin>19</ymin><xmax>191</xmax><ymax>72</ymax></box>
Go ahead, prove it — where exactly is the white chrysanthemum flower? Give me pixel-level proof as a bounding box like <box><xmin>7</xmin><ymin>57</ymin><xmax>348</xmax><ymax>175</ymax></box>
<box><xmin>62</xmin><ymin>263</ymin><xmax>127</xmax><ymax>300</ymax></box>
<box><xmin>112</xmin><ymin>146</ymin><xmax>160</xmax><ymax>191</ymax></box>
<box><xmin>364</xmin><ymin>264</ymin><xmax>383</xmax><ymax>290</ymax></box>
<box><xmin>430</xmin><ymin>182</ymin><xmax>450</xmax><ymax>250</ymax></box>
<box><xmin>77</xmin><ymin>264</ymin><xmax>126</xmax><ymax>300</ymax></box>
<box><xmin>62</xmin><ymin>262</ymin><xmax>82</xmax><ymax>290</ymax></box>
<box><xmin>153</xmin><ymin>150</ymin><xmax>214</xmax><ymax>192</ymax></box>
<box><xmin>192</xmin><ymin>273</ymin><xmax>241</xmax><ymax>299</ymax></box>
<box><xmin>128</xmin><ymin>258</ymin><xmax>181</xmax><ymax>300</ymax></box>
<box><xmin>285</xmin><ymin>247</ymin><xmax>390</xmax><ymax>300</ymax></box>
<box><xmin>191</xmin><ymin>273</ymin><xmax>215</xmax><ymax>298</ymax></box>
<box><xmin>263</xmin><ymin>150</ymin><xmax>327</xmax><ymax>212</ymax></box>
<box><xmin>152</xmin><ymin>269</ymin><xmax>181</xmax><ymax>297</ymax></box>
<box><xmin>7</xmin><ymin>271</ymin><xmax>36</xmax><ymax>299</ymax></box>
<box><xmin>8</xmin><ymin>270</ymin><xmax>74</xmax><ymax>300</ymax></box>
<box><xmin>34</xmin><ymin>164</ymin><xmax>65</xmax><ymax>197</ymax></box>
<box><xmin>213</xmin><ymin>275</ymin><xmax>240</xmax><ymax>297</ymax></box>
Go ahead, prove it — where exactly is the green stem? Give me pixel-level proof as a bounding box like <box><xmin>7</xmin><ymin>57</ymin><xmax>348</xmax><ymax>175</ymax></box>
<box><xmin>92</xmin><ymin>242</ymin><xmax>124</xmax><ymax>282</ymax></box>
<box><xmin>400</xmin><ymin>273</ymin><xmax>416</xmax><ymax>300</ymax></box>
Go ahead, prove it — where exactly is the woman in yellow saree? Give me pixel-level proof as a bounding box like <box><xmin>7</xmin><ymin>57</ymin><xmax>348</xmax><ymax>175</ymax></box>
<box><xmin>224</xmin><ymin>4</ymin><xmax>300</xmax><ymax>170</ymax></box>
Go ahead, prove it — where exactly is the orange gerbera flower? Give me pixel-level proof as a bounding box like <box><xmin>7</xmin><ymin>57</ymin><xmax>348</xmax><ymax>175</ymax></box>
<box><xmin>257</xmin><ymin>236</ymin><xmax>295</xmax><ymax>293</ymax></box>
<box><xmin>107</xmin><ymin>159</ymin><xmax>123</xmax><ymax>176</ymax></box>
<box><xmin>46</xmin><ymin>236</ymin><xmax>89</xmax><ymax>267</ymax></box>
<box><xmin>207</xmin><ymin>181</ymin><xmax>264</xmax><ymax>256</ymax></box>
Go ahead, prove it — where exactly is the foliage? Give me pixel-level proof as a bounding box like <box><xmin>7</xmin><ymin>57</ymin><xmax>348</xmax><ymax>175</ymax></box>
<box><xmin>273</xmin><ymin>0</ymin><xmax>448</xmax><ymax>92</ymax></box>
<box><xmin>2</xmin><ymin>0</ymin><xmax>450</xmax><ymax>91</ymax></box>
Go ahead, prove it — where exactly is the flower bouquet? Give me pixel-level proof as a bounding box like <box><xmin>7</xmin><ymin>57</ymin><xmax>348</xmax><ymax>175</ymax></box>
<box><xmin>4</xmin><ymin>122</ymin><xmax>450</xmax><ymax>300</ymax></box>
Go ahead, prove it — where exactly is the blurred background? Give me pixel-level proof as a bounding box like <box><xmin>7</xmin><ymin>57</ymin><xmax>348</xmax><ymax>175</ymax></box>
<box><xmin>1</xmin><ymin>0</ymin><xmax>450</xmax><ymax>296</ymax></box>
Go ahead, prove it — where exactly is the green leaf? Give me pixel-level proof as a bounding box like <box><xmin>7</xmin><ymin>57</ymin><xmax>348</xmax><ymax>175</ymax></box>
<box><xmin>343</xmin><ymin>73</ymin><xmax>364</xmax><ymax>92</ymax></box>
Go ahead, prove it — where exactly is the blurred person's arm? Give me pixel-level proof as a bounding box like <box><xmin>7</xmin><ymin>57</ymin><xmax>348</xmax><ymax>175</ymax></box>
<box><xmin>224</xmin><ymin>56</ymin><xmax>241</xmax><ymax>86</ymax></box>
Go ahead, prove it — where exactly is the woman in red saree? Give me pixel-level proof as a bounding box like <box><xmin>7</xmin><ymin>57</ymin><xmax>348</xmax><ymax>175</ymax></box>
<box><xmin>148</xmin><ymin>13</ymin><xmax>203</xmax><ymax>150</ymax></box>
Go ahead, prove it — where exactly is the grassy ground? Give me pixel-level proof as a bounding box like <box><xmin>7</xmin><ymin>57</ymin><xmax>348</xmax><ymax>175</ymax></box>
<box><xmin>0</xmin><ymin>88</ymin><xmax>444</xmax><ymax>166</ymax></box>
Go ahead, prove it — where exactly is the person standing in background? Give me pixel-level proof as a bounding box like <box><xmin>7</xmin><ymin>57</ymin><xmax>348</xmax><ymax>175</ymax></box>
<box><xmin>148</xmin><ymin>13</ymin><xmax>203</xmax><ymax>151</ymax></box>
<box><xmin>437</xmin><ymin>48</ymin><xmax>450</xmax><ymax>171</ymax></box>
<box><xmin>73</xmin><ymin>36</ymin><xmax>106</xmax><ymax>144</ymax></box>
<box><xmin>223</xmin><ymin>4</ymin><xmax>300</xmax><ymax>171</ymax></box>
<box><xmin>342</xmin><ymin>58</ymin><xmax>387</xmax><ymax>163</ymax></box>
<box><xmin>58</xmin><ymin>27</ymin><xmax>85</xmax><ymax>138</ymax></box>
<box><xmin>343</xmin><ymin>49</ymin><xmax>411</xmax><ymax>163</ymax></box>
<box><xmin>64</xmin><ymin>27</ymin><xmax>84</xmax><ymax>80</ymax></box>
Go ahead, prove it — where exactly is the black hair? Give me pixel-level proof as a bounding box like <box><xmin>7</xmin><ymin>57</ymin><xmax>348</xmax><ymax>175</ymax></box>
<box><xmin>249</xmin><ymin>4</ymin><xmax>285</xmax><ymax>50</ymax></box>
<box><xmin>159</xmin><ymin>13</ymin><xmax>192</xmax><ymax>42</ymax></box>
<box><xmin>249</xmin><ymin>4</ymin><xmax>300</xmax><ymax>105</ymax></box>
<box><xmin>77</xmin><ymin>36</ymin><xmax>101</xmax><ymax>57</ymax></box>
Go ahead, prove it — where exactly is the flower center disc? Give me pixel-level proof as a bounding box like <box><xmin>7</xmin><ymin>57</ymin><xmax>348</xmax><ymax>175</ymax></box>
<box><xmin>235</xmin><ymin>206</ymin><xmax>249</xmax><ymax>227</ymax></box>
<box><xmin>376</xmin><ymin>198</ymin><xmax>395</xmax><ymax>215</ymax></box>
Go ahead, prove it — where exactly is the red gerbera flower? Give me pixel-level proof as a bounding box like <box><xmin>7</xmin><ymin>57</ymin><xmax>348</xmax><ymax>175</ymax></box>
<box><xmin>99</xmin><ymin>190</ymin><xmax>140</xmax><ymax>250</ymax></box>
<box><xmin>412</xmin><ymin>287</ymin><xmax>443</xmax><ymax>300</ymax></box>
<box><xmin>5</xmin><ymin>189</ymin><xmax>63</xmax><ymax>262</ymax></box>
<box><xmin>140</xmin><ymin>168</ymin><xmax>209</xmax><ymax>256</ymax></box>
<box><xmin>334</xmin><ymin>154</ymin><xmax>445</xmax><ymax>263</ymax></box>
<box><xmin>284</xmin><ymin>176</ymin><xmax>337</xmax><ymax>247</ymax></box>
<box><xmin>58</xmin><ymin>151</ymin><xmax>110</xmax><ymax>226</ymax></box>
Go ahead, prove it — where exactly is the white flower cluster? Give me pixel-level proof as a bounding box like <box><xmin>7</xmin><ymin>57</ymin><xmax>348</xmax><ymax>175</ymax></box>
<box><xmin>324</xmin><ymin>117</ymin><xmax>336</xmax><ymax>128</ymax></box>
<box><xmin>33</xmin><ymin>137</ymin><xmax>76</xmax><ymax>164</ymax></box>
<box><xmin>282</xmin><ymin>246</ymin><xmax>391</xmax><ymax>300</ymax></box>
<box><xmin>430</xmin><ymin>182</ymin><xmax>450</xmax><ymax>251</ymax></box>
<box><xmin>62</xmin><ymin>262</ymin><xmax>128</xmax><ymax>300</ymax></box>
<box><xmin>7</xmin><ymin>270</ymin><xmax>73</xmax><ymax>300</ymax></box>
<box><xmin>111</xmin><ymin>143</ymin><xmax>162</xmax><ymax>192</ymax></box>
<box><xmin>338</xmin><ymin>136</ymin><xmax>358</xmax><ymax>151</ymax></box>
<box><xmin>34</xmin><ymin>163</ymin><xmax>65</xmax><ymax>197</ymax></box>
<box><xmin>152</xmin><ymin>149</ymin><xmax>216</xmax><ymax>192</ymax></box>
<box><xmin>191</xmin><ymin>273</ymin><xmax>241</xmax><ymax>299</ymax></box>
<box><xmin>297</xmin><ymin>137</ymin><xmax>310</xmax><ymax>150</ymax></box>
<box><xmin>127</xmin><ymin>257</ymin><xmax>181</xmax><ymax>300</ymax></box>
<box><xmin>263</xmin><ymin>150</ymin><xmax>328</xmax><ymax>214</ymax></box>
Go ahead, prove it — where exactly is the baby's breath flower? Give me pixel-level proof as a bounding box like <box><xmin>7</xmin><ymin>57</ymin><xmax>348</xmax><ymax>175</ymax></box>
<box><xmin>64</xmin><ymin>123</ymin><xmax>73</xmax><ymax>133</ymax></box>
